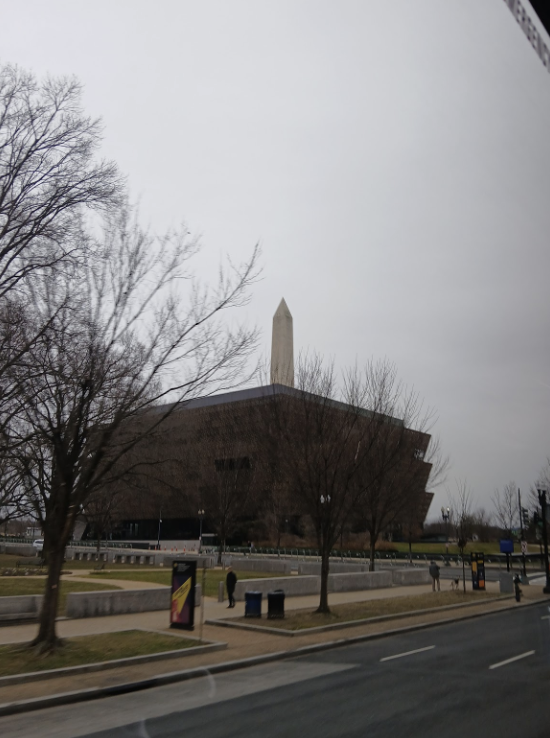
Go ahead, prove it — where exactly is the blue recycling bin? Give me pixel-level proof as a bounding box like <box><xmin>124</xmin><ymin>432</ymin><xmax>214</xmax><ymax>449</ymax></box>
<box><xmin>244</xmin><ymin>591</ymin><xmax>262</xmax><ymax>618</ymax></box>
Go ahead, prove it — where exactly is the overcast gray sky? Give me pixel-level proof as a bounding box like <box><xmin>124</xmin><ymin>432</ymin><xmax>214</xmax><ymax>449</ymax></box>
<box><xmin>2</xmin><ymin>0</ymin><xmax>550</xmax><ymax>519</ymax></box>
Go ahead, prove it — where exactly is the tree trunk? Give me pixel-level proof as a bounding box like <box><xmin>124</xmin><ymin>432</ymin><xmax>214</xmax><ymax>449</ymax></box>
<box><xmin>369</xmin><ymin>537</ymin><xmax>377</xmax><ymax>571</ymax></box>
<box><xmin>32</xmin><ymin>546</ymin><xmax>65</xmax><ymax>652</ymax></box>
<box><xmin>317</xmin><ymin>549</ymin><xmax>330</xmax><ymax>613</ymax></box>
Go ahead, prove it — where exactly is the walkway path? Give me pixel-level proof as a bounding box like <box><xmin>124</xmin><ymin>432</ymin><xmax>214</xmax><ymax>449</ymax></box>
<box><xmin>0</xmin><ymin>572</ymin><xmax>543</xmax><ymax>711</ymax></box>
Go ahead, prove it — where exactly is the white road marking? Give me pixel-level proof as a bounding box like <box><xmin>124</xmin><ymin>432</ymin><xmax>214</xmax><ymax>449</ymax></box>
<box><xmin>489</xmin><ymin>651</ymin><xmax>535</xmax><ymax>670</ymax></box>
<box><xmin>541</xmin><ymin>615</ymin><xmax>550</xmax><ymax>620</ymax></box>
<box><xmin>380</xmin><ymin>645</ymin><xmax>435</xmax><ymax>662</ymax></box>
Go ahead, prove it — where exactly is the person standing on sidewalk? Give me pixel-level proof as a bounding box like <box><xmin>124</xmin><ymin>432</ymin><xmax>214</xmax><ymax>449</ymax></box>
<box><xmin>226</xmin><ymin>567</ymin><xmax>237</xmax><ymax>608</ymax></box>
<box><xmin>429</xmin><ymin>560</ymin><xmax>440</xmax><ymax>592</ymax></box>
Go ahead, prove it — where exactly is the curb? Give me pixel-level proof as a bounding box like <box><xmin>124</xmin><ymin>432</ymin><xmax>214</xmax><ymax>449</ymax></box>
<box><xmin>0</xmin><ymin>638</ymin><xmax>227</xmax><ymax>688</ymax></box>
<box><xmin>206</xmin><ymin>595</ymin><xmax>515</xmax><ymax>637</ymax></box>
<box><xmin>0</xmin><ymin>597</ymin><xmax>546</xmax><ymax>718</ymax></box>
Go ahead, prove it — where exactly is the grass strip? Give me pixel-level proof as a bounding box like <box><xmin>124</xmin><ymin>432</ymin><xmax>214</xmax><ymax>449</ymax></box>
<box><xmin>0</xmin><ymin>630</ymin><xmax>197</xmax><ymax>678</ymax></box>
<box><xmin>89</xmin><ymin>568</ymin><xmax>277</xmax><ymax>598</ymax></box>
<box><xmin>234</xmin><ymin>591</ymin><xmax>501</xmax><ymax>631</ymax></box>
<box><xmin>0</xmin><ymin>578</ymin><xmax>121</xmax><ymax>614</ymax></box>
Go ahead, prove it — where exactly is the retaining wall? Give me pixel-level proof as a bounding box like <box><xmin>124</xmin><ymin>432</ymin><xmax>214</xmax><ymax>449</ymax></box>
<box><xmin>233</xmin><ymin>570</ymin><xmax>396</xmax><ymax>600</ymax></box>
<box><xmin>234</xmin><ymin>576</ymin><xmax>320</xmax><ymax>600</ymax></box>
<box><xmin>391</xmin><ymin>568</ymin><xmax>431</xmax><ymax>586</ymax></box>
<box><xmin>297</xmin><ymin>562</ymin><xmax>368</xmax><ymax>575</ymax></box>
<box><xmin>162</xmin><ymin>555</ymin><xmax>217</xmax><ymax>569</ymax></box>
<box><xmin>1</xmin><ymin>544</ymin><xmax>35</xmax><ymax>557</ymax></box>
<box><xmin>65</xmin><ymin>584</ymin><xmax>201</xmax><ymax>619</ymax></box>
<box><xmin>0</xmin><ymin>594</ymin><xmax>43</xmax><ymax>620</ymax></box>
<box><xmin>328</xmin><ymin>570</ymin><xmax>392</xmax><ymax>592</ymax></box>
<box><xmin>225</xmin><ymin>558</ymin><xmax>293</xmax><ymax>574</ymax></box>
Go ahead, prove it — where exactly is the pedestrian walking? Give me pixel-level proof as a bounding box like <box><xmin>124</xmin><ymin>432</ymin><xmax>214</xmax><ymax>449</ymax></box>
<box><xmin>226</xmin><ymin>566</ymin><xmax>237</xmax><ymax>608</ymax></box>
<box><xmin>429</xmin><ymin>560</ymin><xmax>440</xmax><ymax>592</ymax></box>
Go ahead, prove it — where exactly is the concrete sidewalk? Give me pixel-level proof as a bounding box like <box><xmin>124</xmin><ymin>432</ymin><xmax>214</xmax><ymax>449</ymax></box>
<box><xmin>0</xmin><ymin>580</ymin><xmax>544</xmax><ymax>713</ymax></box>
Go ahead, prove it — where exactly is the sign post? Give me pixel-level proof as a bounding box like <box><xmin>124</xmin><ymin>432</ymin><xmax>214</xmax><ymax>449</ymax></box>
<box><xmin>470</xmin><ymin>552</ymin><xmax>486</xmax><ymax>591</ymax></box>
<box><xmin>170</xmin><ymin>559</ymin><xmax>196</xmax><ymax>630</ymax></box>
<box><xmin>500</xmin><ymin>539</ymin><xmax>514</xmax><ymax>572</ymax></box>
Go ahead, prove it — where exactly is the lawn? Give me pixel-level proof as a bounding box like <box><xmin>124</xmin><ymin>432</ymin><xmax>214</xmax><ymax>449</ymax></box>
<box><xmin>89</xmin><ymin>567</ymin><xmax>278</xmax><ymax>598</ymax></box>
<box><xmin>0</xmin><ymin>630</ymin><xmax>197</xmax><ymax>677</ymax></box>
<box><xmin>0</xmin><ymin>578</ymin><xmax>121</xmax><ymax>614</ymax></box>
<box><xmin>236</xmin><ymin>590</ymin><xmax>500</xmax><ymax>631</ymax></box>
<box><xmin>390</xmin><ymin>542</ymin><xmax>538</xmax><ymax>556</ymax></box>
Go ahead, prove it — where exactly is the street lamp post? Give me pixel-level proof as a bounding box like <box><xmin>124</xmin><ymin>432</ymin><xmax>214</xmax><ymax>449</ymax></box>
<box><xmin>198</xmin><ymin>509</ymin><xmax>205</xmax><ymax>554</ymax></box>
<box><xmin>441</xmin><ymin>506</ymin><xmax>450</xmax><ymax>557</ymax></box>
<box><xmin>156</xmin><ymin>508</ymin><xmax>162</xmax><ymax>551</ymax></box>
<box><xmin>536</xmin><ymin>488</ymin><xmax>550</xmax><ymax>594</ymax></box>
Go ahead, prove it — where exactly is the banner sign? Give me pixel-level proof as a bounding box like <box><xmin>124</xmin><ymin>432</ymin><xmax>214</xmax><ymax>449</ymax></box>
<box><xmin>170</xmin><ymin>559</ymin><xmax>196</xmax><ymax>630</ymax></box>
<box><xmin>470</xmin><ymin>552</ymin><xmax>486</xmax><ymax>591</ymax></box>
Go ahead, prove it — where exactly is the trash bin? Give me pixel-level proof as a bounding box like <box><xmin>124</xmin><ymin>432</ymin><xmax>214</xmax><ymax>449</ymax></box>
<box><xmin>499</xmin><ymin>572</ymin><xmax>514</xmax><ymax>594</ymax></box>
<box><xmin>267</xmin><ymin>589</ymin><xmax>285</xmax><ymax>619</ymax></box>
<box><xmin>244</xmin><ymin>591</ymin><xmax>262</xmax><ymax>618</ymax></box>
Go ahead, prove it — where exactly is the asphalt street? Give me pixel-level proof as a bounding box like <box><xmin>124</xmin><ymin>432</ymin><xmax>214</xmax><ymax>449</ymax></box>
<box><xmin>2</xmin><ymin>603</ymin><xmax>550</xmax><ymax>738</ymax></box>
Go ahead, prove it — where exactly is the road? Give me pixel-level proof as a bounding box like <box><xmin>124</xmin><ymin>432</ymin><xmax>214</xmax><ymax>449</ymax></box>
<box><xmin>2</xmin><ymin>603</ymin><xmax>550</xmax><ymax>738</ymax></box>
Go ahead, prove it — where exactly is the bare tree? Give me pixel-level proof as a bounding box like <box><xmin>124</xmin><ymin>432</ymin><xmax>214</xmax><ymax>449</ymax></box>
<box><xmin>449</xmin><ymin>480</ymin><xmax>473</xmax><ymax>592</ymax></box>
<box><xmin>3</xmin><ymin>205</ymin><xmax>259</xmax><ymax>652</ymax></box>
<box><xmin>471</xmin><ymin>507</ymin><xmax>493</xmax><ymax>543</ymax></box>
<box><xmin>260</xmin><ymin>356</ymin><xmax>370</xmax><ymax>613</ymax></box>
<box><xmin>0</xmin><ymin>454</ymin><xmax>32</xmax><ymax>527</ymax></box>
<box><xmin>0</xmin><ymin>64</ymin><xmax>121</xmax><ymax>528</ymax></box>
<box><xmin>0</xmin><ymin>63</ymin><xmax>120</xmax><ymax>299</ymax></box>
<box><xmin>259</xmin><ymin>355</ymin><xmax>438</xmax><ymax>613</ymax></box>
<box><xmin>492</xmin><ymin>481</ymin><xmax>518</xmax><ymax>538</ymax></box>
<box><xmin>354</xmin><ymin>361</ymin><xmax>443</xmax><ymax>571</ymax></box>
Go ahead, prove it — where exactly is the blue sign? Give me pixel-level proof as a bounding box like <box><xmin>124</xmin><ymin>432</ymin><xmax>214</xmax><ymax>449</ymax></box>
<box><xmin>500</xmin><ymin>539</ymin><xmax>514</xmax><ymax>554</ymax></box>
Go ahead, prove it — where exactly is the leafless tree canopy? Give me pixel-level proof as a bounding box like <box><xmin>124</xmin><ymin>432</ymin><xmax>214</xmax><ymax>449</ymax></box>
<box><xmin>0</xmin><ymin>64</ymin><xmax>120</xmax><ymax>299</ymax></box>
<box><xmin>492</xmin><ymin>481</ymin><xmax>518</xmax><ymax>537</ymax></box>
<box><xmin>258</xmin><ymin>354</ymin><xmax>440</xmax><ymax>612</ymax></box>
<box><xmin>1</xmin><ymin>197</ymin><xmax>259</xmax><ymax>650</ymax></box>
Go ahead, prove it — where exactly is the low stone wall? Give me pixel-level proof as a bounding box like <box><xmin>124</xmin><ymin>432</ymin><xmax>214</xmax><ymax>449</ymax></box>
<box><xmin>0</xmin><ymin>594</ymin><xmax>43</xmax><ymax>619</ymax></box>
<box><xmin>1</xmin><ymin>544</ymin><xmax>35</xmax><ymax>557</ymax></box>
<box><xmin>234</xmin><ymin>576</ymin><xmax>320</xmax><ymax>601</ymax></box>
<box><xmin>225</xmin><ymin>558</ymin><xmax>293</xmax><ymax>575</ymax></box>
<box><xmin>297</xmin><ymin>562</ymin><xmax>368</xmax><ymax>576</ymax></box>
<box><xmin>391</xmin><ymin>568</ymin><xmax>431</xmax><ymax>586</ymax></box>
<box><xmin>162</xmin><ymin>555</ymin><xmax>217</xmax><ymax>569</ymax></box>
<box><xmin>68</xmin><ymin>549</ymin><xmax>166</xmax><ymax>566</ymax></box>
<box><xmin>233</xmin><ymin>570</ymin><xmax>396</xmax><ymax>600</ymax></box>
<box><xmin>65</xmin><ymin>584</ymin><xmax>201</xmax><ymax>619</ymax></box>
<box><xmin>328</xmin><ymin>570</ymin><xmax>392</xmax><ymax>592</ymax></box>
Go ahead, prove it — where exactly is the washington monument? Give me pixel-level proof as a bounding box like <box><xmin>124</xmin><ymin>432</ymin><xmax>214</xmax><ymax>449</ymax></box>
<box><xmin>271</xmin><ymin>298</ymin><xmax>294</xmax><ymax>387</ymax></box>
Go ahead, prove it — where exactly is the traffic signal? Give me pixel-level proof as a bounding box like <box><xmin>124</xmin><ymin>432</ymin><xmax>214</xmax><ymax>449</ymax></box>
<box><xmin>521</xmin><ymin>507</ymin><xmax>530</xmax><ymax>528</ymax></box>
<box><xmin>534</xmin><ymin>511</ymin><xmax>542</xmax><ymax>528</ymax></box>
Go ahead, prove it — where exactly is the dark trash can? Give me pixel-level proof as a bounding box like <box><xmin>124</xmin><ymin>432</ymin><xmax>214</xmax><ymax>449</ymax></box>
<box><xmin>267</xmin><ymin>589</ymin><xmax>285</xmax><ymax>619</ymax></box>
<box><xmin>244</xmin><ymin>591</ymin><xmax>262</xmax><ymax>618</ymax></box>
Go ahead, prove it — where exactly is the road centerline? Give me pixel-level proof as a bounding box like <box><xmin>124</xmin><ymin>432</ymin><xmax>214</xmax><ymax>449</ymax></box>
<box><xmin>489</xmin><ymin>650</ymin><xmax>535</xmax><ymax>670</ymax></box>
<box><xmin>380</xmin><ymin>645</ymin><xmax>435</xmax><ymax>662</ymax></box>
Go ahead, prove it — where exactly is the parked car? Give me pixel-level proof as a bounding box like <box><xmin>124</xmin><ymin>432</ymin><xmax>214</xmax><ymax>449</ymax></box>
<box><xmin>33</xmin><ymin>538</ymin><xmax>44</xmax><ymax>553</ymax></box>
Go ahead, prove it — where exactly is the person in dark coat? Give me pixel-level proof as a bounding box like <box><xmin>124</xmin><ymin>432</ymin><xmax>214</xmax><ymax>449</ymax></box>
<box><xmin>429</xmin><ymin>560</ymin><xmax>440</xmax><ymax>592</ymax></box>
<box><xmin>226</xmin><ymin>567</ymin><xmax>237</xmax><ymax>608</ymax></box>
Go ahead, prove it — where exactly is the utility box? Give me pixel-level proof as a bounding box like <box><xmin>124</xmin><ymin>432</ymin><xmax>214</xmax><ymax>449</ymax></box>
<box><xmin>499</xmin><ymin>572</ymin><xmax>514</xmax><ymax>594</ymax></box>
